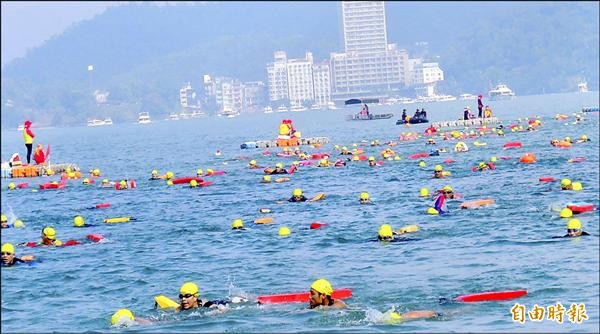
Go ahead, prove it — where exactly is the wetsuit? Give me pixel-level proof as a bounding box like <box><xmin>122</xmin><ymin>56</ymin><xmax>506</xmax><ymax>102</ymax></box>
<box><xmin>463</xmin><ymin>109</ymin><xmax>470</xmax><ymax>120</ymax></box>
<box><xmin>375</xmin><ymin>237</ymin><xmax>420</xmax><ymax>242</ymax></box>
<box><xmin>1</xmin><ymin>258</ymin><xmax>26</xmax><ymax>267</ymax></box>
<box><xmin>267</xmin><ymin>168</ymin><xmax>288</xmax><ymax>175</ymax></box>
<box><xmin>288</xmin><ymin>195</ymin><xmax>308</xmax><ymax>202</ymax></box>
<box><xmin>477</xmin><ymin>98</ymin><xmax>483</xmax><ymax>118</ymax></box>
<box><xmin>553</xmin><ymin>231</ymin><xmax>590</xmax><ymax>238</ymax></box>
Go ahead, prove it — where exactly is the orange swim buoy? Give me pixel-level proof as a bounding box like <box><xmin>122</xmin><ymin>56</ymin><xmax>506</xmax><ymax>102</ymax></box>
<box><xmin>519</xmin><ymin>153</ymin><xmax>537</xmax><ymax>164</ymax></box>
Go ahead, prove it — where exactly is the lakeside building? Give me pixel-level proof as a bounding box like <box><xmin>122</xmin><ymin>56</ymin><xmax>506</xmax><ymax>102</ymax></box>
<box><xmin>313</xmin><ymin>61</ymin><xmax>332</xmax><ymax>107</ymax></box>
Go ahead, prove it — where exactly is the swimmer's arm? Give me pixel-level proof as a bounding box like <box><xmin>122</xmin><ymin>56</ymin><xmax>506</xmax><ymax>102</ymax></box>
<box><xmin>400</xmin><ymin>310</ymin><xmax>438</xmax><ymax>320</ymax></box>
<box><xmin>20</xmin><ymin>255</ymin><xmax>35</xmax><ymax>262</ymax></box>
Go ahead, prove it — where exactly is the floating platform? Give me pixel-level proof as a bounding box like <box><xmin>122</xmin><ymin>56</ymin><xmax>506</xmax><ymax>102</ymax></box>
<box><xmin>240</xmin><ymin>137</ymin><xmax>330</xmax><ymax>149</ymax></box>
<box><xmin>431</xmin><ymin>117</ymin><xmax>501</xmax><ymax>129</ymax></box>
<box><xmin>1</xmin><ymin>162</ymin><xmax>80</xmax><ymax>178</ymax></box>
<box><xmin>582</xmin><ymin>106</ymin><xmax>599</xmax><ymax>113</ymax></box>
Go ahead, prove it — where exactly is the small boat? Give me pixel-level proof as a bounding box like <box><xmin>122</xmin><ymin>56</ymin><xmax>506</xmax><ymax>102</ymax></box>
<box><xmin>396</xmin><ymin>117</ymin><xmax>429</xmax><ymax>125</ymax></box>
<box><xmin>263</xmin><ymin>106</ymin><xmax>274</xmax><ymax>114</ymax></box>
<box><xmin>87</xmin><ymin>119</ymin><xmax>107</xmax><ymax>127</ymax></box>
<box><xmin>582</xmin><ymin>106</ymin><xmax>599</xmax><ymax>113</ymax></box>
<box><xmin>347</xmin><ymin>113</ymin><xmax>393</xmax><ymax>121</ymax></box>
<box><xmin>276</xmin><ymin>105</ymin><xmax>288</xmax><ymax>113</ymax></box>
<box><xmin>104</xmin><ymin>118</ymin><xmax>113</xmax><ymax>125</ymax></box>
<box><xmin>290</xmin><ymin>104</ymin><xmax>307</xmax><ymax>112</ymax></box>
<box><xmin>327</xmin><ymin>101</ymin><xmax>338</xmax><ymax>110</ymax></box>
<box><xmin>310</xmin><ymin>104</ymin><xmax>321</xmax><ymax>110</ymax></box>
<box><xmin>459</xmin><ymin>93</ymin><xmax>478</xmax><ymax>100</ymax></box>
<box><xmin>169</xmin><ymin>113</ymin><xmax>180</xmax><ymax>120</ymax></box>
<box><xmin>488</xmin><ymin>84</ymin><xmax>515</xmax><ymax>100</ymax></box>
<box><xmin>138</xmin><ymin>112</ymin><xmax>152</xmax><ymax>124</ymax></box>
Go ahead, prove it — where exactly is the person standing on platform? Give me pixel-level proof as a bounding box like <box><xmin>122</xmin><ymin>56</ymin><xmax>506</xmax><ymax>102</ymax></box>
<box><xmin>23</xmin><ymin>120</ymin><xmax>35</xmax><ymax>165</ymax></box>
<box><xmin>477</xmin><ymin>95</ymin><xmax>484</xmax><ymax>118</ymax></box>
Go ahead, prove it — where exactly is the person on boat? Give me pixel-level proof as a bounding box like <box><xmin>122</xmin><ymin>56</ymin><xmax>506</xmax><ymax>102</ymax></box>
<box><xmin>340</xmin><ymin>146</ymin><xmax>352</xmax><ymax>155</ymax></box>
<box><xmin>561</xmin><ymin>219</ymin><xmax>590</xmax><ymax>238</ymax></box>
<box><xmin>401</xmin><ymin>109</ymin><xmax>407</xmax><ymax>123</ymax></box>
<box><xmin>309</xmin><ymin>279</ymin><xmax>347</xmax><ymax>310</ymax></box>
<box><xmin>421</xmin><ymin>108</ymin><xmax>427</xmax><ymax>119</ymax></box>
<box><xmin>23</xmin><ymin>120</ymin><xmax>35</xmax><ymax>165</ymax></box>
<box><xmin>359</xmin><ymin>192</ymin><xmax>373</xmax><ymax>205</ymax></box>
<box><xmin>248</xmin><ymin>160</ymin><xmax>261</xmax><ymax>169</ymax></box>
<box><xmin>413</xmin><ymin>108</ymin><xmax>421</xmax><ymax>120</ymax></box>
<box><xmin>175</xmin><ymin>282</ymin><xmax>228</xmax><ymax>312</ymax></box>
<box><xmin>288</xmin><ymin>188</ymin><xmax>308</xmax><ymax>202</ymax></box>
<box><xmin>483</xmin><ymin>105</ymin><xmax>493</xmax><ymax>118</ymax></box>
<box><xmin>9</xmin><ymin>153</ymin><xmax>23</xmax><ymax>167</ymax></box>
<box><xmin>433</xmin><ymin>186</ymin><xmax>454</xmax><ymax>214</ymax></box>
<box><xmin>463</xmin><ymin>107</ymin><xmax>471</xmax><ymax>120</ymax></box>
<box><xmin>368</xmin><ymin>156</ymin><xmax>377</xmax><ymax>167</ymax></box>
<box><xmin>33</xmin><ymin>144</ymin><xmax>46</xmax><ymax>165</ymax></box>
<box><xmin>477</xmin><ymin>95</ymin><xmax>484</xmax><ymax>118</ymax></box>
<box><xmin>361</xmin><ymin>104</ymin><xmax>369</xmax><ymax>117</ymax></box>
<box><xmin>1</xmin><ymin>243</ymin><xmax>35</xmax><ymax>267</ymax></box>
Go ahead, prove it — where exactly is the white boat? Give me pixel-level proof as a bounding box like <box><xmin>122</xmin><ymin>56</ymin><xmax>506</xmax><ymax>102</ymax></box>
<box><xmin>488</xmin><ymin>84</ymin><xmax>515</xmax><ymax>100</ymax></box>
<box><xmin>168</xmin><ymin>113</ymin><xmax>179</xmax><ymax>120</ymax></box>
<box><xmin>263</xmin><ymin>106</ymin><xmax>274</xmax><ymax>114</ymax></box>
<box><xmin>290</xmin><ymin>104</ymin><xmax>307</xmax><ymax>112</ymax></box>
<box><xmin>190</xmin><ymin>111</ymin><xmax>206</xmax><ymax>118</ymax></box>
<box><xmin>104</xmin><ymin>118</ymin><xmax>113</xmax><ymax>125</ymax></box>
<box><xmin>578</xmin><ymin>81</ymin><xmax>588</xmax><ymax>93</ymax></box>
<box><xmin>87</xmin><ymin>119</ymin><xmax>108</xmax><ymax>127</ymax></box>
<box><xmin>327</xmin><ymin>101</ymin><xmax>338</xmax><ymax>110</ymax></box>
<box><xmin>138</xmin><ymin>112</ymin><xmax>152</xmax><ymax>124</ymax></box>
<box><xmin>434</xmin><ymin>94</ymin><xmax>457</xmax><ymax>102</ymax></box>
<box><xmin>310</xmin><ymin>103</ymin><xmax>321</xmax><ymax>110</ymax></box>
<box><xmin>276</xmin><ymin>105</ymin><xmax>288</xmax><ymax>113</ymax></box>
<box><xmin>459</xmin><ymin>93</ymin><xmax>479</xmax><ymax>100</ymax></box>
<box><xmin>17</xmin><ymin>124</ymin><xmax>24</xmax><ymax>131</ymax></box>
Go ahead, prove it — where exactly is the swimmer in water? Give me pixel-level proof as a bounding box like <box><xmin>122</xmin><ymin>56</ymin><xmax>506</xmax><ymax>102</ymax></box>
<box><xmin>368</xmin><ymin>156</ymin><xmax>377</xmax><ymax>167</ymax></box>
<box><xmin>1</xmin><ymin>243</ymin><xmax>35</xmax><ymax>267</ymax></box>
<box><xmin>554</xmin><ymin>219</ymin><xmax>590</xmax><ymax>238</ymax></box>
<box><xmin>309</xmin><ymin>279</ymin><xmax>347</xmax><ymax>309</ymax></box>
<box><xmin>176</xmin><ymin>282</ymin><xmax>228</xmax><ymax>312</ymax></box>
<box><xmin>561</xmin><ymin>179</ymin><xmax>573</xmax><ymax>190</ymax></box>
<box><xmin>359</xmin><ymin>192</ymin><xmax>373</xmax><ymax>205</ymax></box>
<box><xmin>288</xmin><ymin>188</ymin><xmax>308</xmax><ymax>202</ymax></box>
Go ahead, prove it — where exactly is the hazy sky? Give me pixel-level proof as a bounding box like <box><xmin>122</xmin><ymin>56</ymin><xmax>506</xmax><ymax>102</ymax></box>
<box><xmin>1</xmin><ymin>1</ymin><xmax>117</xmax><ymax>66</ymax></box>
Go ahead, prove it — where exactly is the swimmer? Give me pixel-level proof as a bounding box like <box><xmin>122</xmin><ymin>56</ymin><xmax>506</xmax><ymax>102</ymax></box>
<box><xmin>340</xmin><ymin>146</ymin><xmax>352</xmax><ymax>155</ymax></box>
<box><xmin>73</xmin><ymin>215</ymin><xmax>95</xmax><ymax>228</ymax></box>
<box><xmin>261</xmin><ymin>175</ymin><xmax>272</xmax><ymax>183</ymax></box>
<box><xmin>334</xmin><ymin>159</ymin><xmax>346</xmax><ymax>167</ymax></box>
<box><xmin>433</xmin><ymin>186</ymin><xmax>454</xmax><ymax>214</ymax></box>
<box><xmin>215</xmin><ymin>150</ymin><xmax>222</xmax><ymax>156</ymax></box>
<box><xmin>231</xmin><ymin>219</ymin><xmax>244</xmax><ymax>230</ymax></box>
<box><xmin>268</xmin><ymin>163</ymin><xmax>288</xmax><ymax>174</ymax></box>
<box><xmin>475</xmin><ymin>161</ymin><xmax>495</xmax><ymax>171</ymax></box>
<box><xmin>561</xmin><ymin>179</ymin><xmax>573</xmax><ymax>190</ymax></box>
<box><xmin>426</xmin><ymin>138</ymin><xmax>436</xmax><ymax>145</ymax></box>
<box><xmin>558</xmin><ymin>219</ymin><xmax>590</xmax><ymax>238</ymax></box>
<box><xmin>368</xmin><ymin>156</ymin><xmax>377</xmax><ymax>167</ymax></box>
<box><xmin>288</xmin><ymin>188</ymin><xmax>308</xmax><ymax>202</ymax></box>
<box><xmin>309</xmin><ymin>279</ymin><xmax>347</xmax><ymax>309</ymax></box>
<box><xmin>176</xmin><ymin>282</ymin><xmax>228</xmax><ymax>312</ymax></box>
<box><xmin>110</xmin><ymin>308</ymin><xmax>152</xmax><ymax>327</ymax></box>
<box><xmin>100</xmin><ymin>179</ymin><xmax>114</xmax><ymax>188</ymax></box>
<box><xmin>248</xmin><ymin>160</ymin><xmax>261</xmax><ymax>169</ymax></box>
<box><xmin>1</xmin><ymin>214</ymin><xmax>8</xmax><ymax>228</ymax></box>
<box><xmin>359</xmin><ymin>192</ymin><xmax>372</xmax><ymax>205</ymax></box>
<box><xmin>149</xmin><ymin>170</ymin><xmax>161</xmax><ymax>180</ymax></box>
<box><xmin>377</xmin><ymin>224</ymin><xmax>419</xmax><ymax>242</ymax></box>
<box><xmin>317</xmin><ymin>158</ymin><xmax>331</xmax><ymax>167</ymax></box>
<box><xmin>1</xmin><ymin>243</ymin><xmax>35</xmax><ymax>267</ymax></box>
<box><xmin>433</xmin><ymin>165</ymin><xmax>445</xmax><ymax>179</ymax></box>
<box><xmin>576</xmin><ymin>135</ymin><xmax>590</xmax><ymax>143</ymax></box>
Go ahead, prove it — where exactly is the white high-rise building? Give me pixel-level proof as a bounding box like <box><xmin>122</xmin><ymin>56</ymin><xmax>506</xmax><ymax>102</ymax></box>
<box><xmin>331</xmin><ymin>1</ymin><xmax>410</xmax><ymax>100</ymax></box>
<box><xmin>342</xmin><ymin>1</ymin><xmax>387</xmax><ymax>54</ymax></box>
<box><xmin>266</xmin><ymin>51</ymin><xmax>289</xmax><ymax>102</ymax></box>
<box><xmin>313</xmin><ymin>61</ymin><xmax>332</xmax><ymax>107</ymax></box>
<box><xmin>287</xmin><ymin>52</ymin><xmax>315</xmax><ymax>104</ymax></box>
<box><xmin>214</xmin><ymin>77</ymin><xmax>243</xmax><ymax>113</ymax></box>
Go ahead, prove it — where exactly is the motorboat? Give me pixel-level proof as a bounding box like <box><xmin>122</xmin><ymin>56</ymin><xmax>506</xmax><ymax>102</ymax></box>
<box><xmin>263</xmin><ymin>106</ymin><xmax>274</xmax><ymax>114</ymax></box>
<box><xmin>87</xmin><ymin>119</ymin><xmax>109</xmax><ymax>127</ymax></box>
<box><xmin>488</xmin><ymin>84</ymin><xmax>515</xmax><ymax>100</ymax></box>
<box><xmin>276</xmin><ymin>105</ymin><xmax>288</xmax><ymax>113</ymax></box>
<box><xmin>459</xmin><ymin>93</ymin><xmax>479</xmax><ymax>100</ymax></box>
<box><xmin>169</xmin><ymin>113</ymin><xmax>180</xmax><ymax>121</ymax></box>
<box><xmin>104</xmin><ymin>118</ymin><xmax>113</xmax><ymax>125</ymax></box>
<box><xmin>138</xmin><ymin>112</ymin><xmax>152</xmax><ymax>124</ymax></box>
<box><xmin>290</xmin><ymin>104</ymin><xmax>307</xmax><ymax>112</ymax></box>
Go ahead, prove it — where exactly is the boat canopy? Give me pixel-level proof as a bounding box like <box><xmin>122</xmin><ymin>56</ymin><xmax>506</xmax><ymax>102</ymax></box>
<box><xmin>344</xmin><ymin>98</ymin><xmax>379</xmax><ymax>105</ymax></box>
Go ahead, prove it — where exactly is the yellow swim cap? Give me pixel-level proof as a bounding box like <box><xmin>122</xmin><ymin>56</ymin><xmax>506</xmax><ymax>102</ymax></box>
<box><xmin>73</xmin><ymin>215</ymin><xmax>85</xmax><ymax>227</ymax></box>
<box><xmin>1</xmin><ymin>243</ymin><xmax>15</xmax><ymax>254</ymax></box>
<box><xmin>119</xmin><ymin>180</ymin><xmax>127</xmax><ymax>187</ymax></box>
<box><xmin>581</xmin><ymin>135</ymin><xmax>587</xmax><ymax>141</ymax></box>
<box><xmin>442</xmin><ymin>185</ymin><xmax>453</xmax><ymax>192</ymax></box>
<box><xmin>334</xmin><ymin>145</ymin><xmax>340</xmax><ymax>149</ymax></box>
<box><xmin>232</xmin><ymin>219</ymin><xmax>243</xmax><ymax>229</ymax></box>
<box><xmin>93</xmin><ymin>169</ymin><xmax>100</xmax><ymax>176</ymax></box>
<box><xmin>311</xmin><ymin>279</ymin><xmax>333</xmax><ymax>296</ymax></box>
<box><xmin>342</xmin><ymin>146</ymin><xmax>348</xmax><ymax>150</ymax></box>
<box><xmin>360</xmin><ymin>192</ymin><xmax>370</xmax><ymax>200</ymax></box>
<box><xmin>66</xmin><ymin>167</ymin><xmax>72</xmax><ymax>173</ymax></box>
<box><xmin>8</xmin><ymin>183</ymin><xmax>15</xmax><ymax>190</ymax></box>
<box><xmin>102</xmin><ymin>178</ymin><xmax>109</xmax><ymax>184</ymax></box>
<box><xmin>263</xmin><ymin>175</ymin><xmax>271</xmax><ymax>182</ymax></box>
<box><xmin>567</xmin><ymin>219</ymin><xmax>582</xmax><ymax>230</ymax></box>
<box><xmin>419</xmin><ymin>188</ymin><xmax>429</xmax><ymax>197</ymax></box>
<box><xmin>320</xmin><ymin>159</ymin><xmax>328</xmax><ymax>166</ymax></box>
<box><xmin>490</xmin><ymin>156</ymin><xmax>497</xmax><ymax>162</ymax></box>
<box><xmin>561</xmin><ymin>179</ymin><xmax>572</xmax><ymax>187</ymax></box>
<box><xmin>250</xmin><ymin>160</ymin><xmax>257</xmax><ymax>165</ymax></box>
<box><xmin>378</xmin><ymin>224</ymin><xmax>394</xmax><ymax>239</ymax></box>
<box><xmin>1</xmin><ymin>214</ymin><xmax>7</xmax><ymax>222</ymax></box>
<box><xmin>278</xmin><ymin>226</ymin><xmax>291</xmax><ymax>237</ymax></box>
<box><xmin>190</xmin><ymin>179</ymin><xmax>198</xmax><ymax>188</ymax></box>
<box><xmin>43</xmin><ymin>226</ymin><xmax>56</xmax><ymax>240</ymax></box>
<box><xmin>419</xmin><ymin>161</ymin><xmax>426</xmax><ymax>167</ymax></box>
<box><xmin>167</xmin><ymin>180</ymin><xmax>173</xmax><ymax>186</ymax></box>
<box><xmin>276</xmin><ymin>163</ymin><xmax>283</xmax><ymax>169</ymax></box>
<box><xmin>434</xmin><ymin>164</ymin><xmax>443</xmax><ymax>171</ymax></box>
<box><xmin>293</xmin><ymin>161</ymin><xmax>299</xmax><ymax>166</ymax></box>
<box><xmin>565</xmin><ymin>136</ymin><xmax>571</xmax><ymax>143</ymax></box>
<box><xmin>83</xmin><ymin>178</ymin><xmax>90</xmax><ymax>184</ymax></box>
<box><xmin>152</xmin><ymin>169</ymin><xmax>158</xmax><ymax>175</ymax></box>
<box><xmin>180</xmin><ymin>282</ymin><xmax>199</xmax><ymax>295</ymax></box>
<box><xmin>479</xmin><ymin>162</ymin><xmax>486</xmax><ymax>168</ymax></box>
<box><xmin>111</xmin><ymin>308</ymin><xmax>135</xmax><ymax>326</ymax></box>
<box><xmin>196</xmin><ymin>169</ymin><xmax>203</xmax><ymax>175</ymax></box>
<box><xmin>207</xmin><ymin>168</ymin><xmax>214</xmax><ymax>174</ymax></box>
<box><xmin>352</xmin><ymin>156</ymin><xmax>360</xmax><ymax>161</ymax></box>
<box><xmin>368</xmin><ymin>156</ymin><xmax>375</xmax><ymax>161</ymax></box>
<box><xmin>67</xmin><ymin>172</ymin><xmax>76</xmax><ymax>178</ymax></box>
<box><xmin>560</xmin><ymin>208</ymin><xmax>573</xmax><ymax>218</ymax></box>
<box><xmin>166</xmin><ymin>171</ymin><xmax>174</xmax><ymax>180</ymax></box>
<box><xmin>13</xmin><ymin>219</ymin><xmax>24</xmax><ymax>228</ymax></box>
<box><xmin>293</xmin><ymin>188</ymin><xmax>302</xmax><ymax>196</ymax></box>
<box><xmin>572</xmin><ymin>182</ymin><xmax>583</xmax><ymax>191</ymax></box>
<box><xmin>394</xmin><ymin>156</ymin><xmax>401</xmax><ymax>161</ymax></box>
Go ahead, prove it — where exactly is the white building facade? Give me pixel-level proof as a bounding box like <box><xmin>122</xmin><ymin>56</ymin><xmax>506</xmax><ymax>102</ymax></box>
<box><xmin>266</xmin><ymin>51</ymin><xmax>289</xmax><ymax>102</ymax></box>
<box><xmin>312</xmin><ymin>61</ymin><xmax>332</xmax><ymax>107</ymax></box>
<box><xmin>286</xmin><ymin>52</ymin><xmax>315</xmax><ymax>104</ymax></box>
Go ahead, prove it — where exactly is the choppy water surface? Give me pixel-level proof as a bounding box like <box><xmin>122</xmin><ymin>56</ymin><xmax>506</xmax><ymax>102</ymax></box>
<box><xmin>1</xmin><ymin>92</ymin><xmax>599</xmax><ymax>333</ymax></box>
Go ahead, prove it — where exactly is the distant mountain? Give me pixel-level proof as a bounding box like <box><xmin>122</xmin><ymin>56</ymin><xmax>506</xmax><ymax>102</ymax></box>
<box><xmin>2</xmin><ymin>1</ymin><xmax>598</xmax><ymax>127</ymax></box>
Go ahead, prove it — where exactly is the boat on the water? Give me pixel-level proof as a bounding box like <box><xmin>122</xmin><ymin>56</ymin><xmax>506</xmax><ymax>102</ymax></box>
<box><xmin>582</xmin><ymin>106</ymin><xmax>599</xmax><ymax>113</ymax></box>
<box><xmin>263</xmin><ymin>106</ymin><xmax>274</xmax><ymax>114</ymax></box>
<box><xmin>344</xmin><ymin>98</ymin><xmax>392</xmax><ymax>121</ymax></box>
<box><xmin>488</xmin><ymin>84</ymin><xmax>515</xmax><ymax>100</ymax></box>
<box><xmin>396</xmin><ymin>116</ymin><xmax>429</xmax><ymax>125</ymax></box>
<box><xmin>138</xmin><ymin>112</ymin><xmax>152</xmax><ymax>124</ymax></box>
<box><xmin>87</xmin><ymin>119</ymin><xmax>112</xmax><ymax>127</ymax></box>
<box><xmin>459</xmin><ymin>93</ymin><xmax>479</xmax><ymax>100</ymax></box>
<box><xmin>276</xmin><ymin>105</ymin><xmax>288</xmax><ymax>113</ymax></box>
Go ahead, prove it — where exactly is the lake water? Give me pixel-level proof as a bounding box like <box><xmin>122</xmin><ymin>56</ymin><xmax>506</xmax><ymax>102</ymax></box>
<box><xmin>1</xmin><ymin>92</ymin><xmax>599</xmax><ymax>333</ymax></box>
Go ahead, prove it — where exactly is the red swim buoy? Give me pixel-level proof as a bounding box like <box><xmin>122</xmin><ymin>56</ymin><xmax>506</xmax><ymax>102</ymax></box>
<box><xmin>443</xmin><ymin>159</ymin><xmax>455</xmax><ymax>164</ymax></box>
<box><xmin>503</xmin><ymin>141</ymin><xmax>522</xmax><ymax>149</ymax></box>
<box><xmin>86</xmin><ymin>234</ymin><xmax>104</xmax><ymax>242</ymax></box>
<box><xmin>409</xmin><ymin>152</ymin><xmax>430</xmax><ymax>160</ymax></box>
<box><xmin>310</xmin><ymin>222</ymin><xmax>327</xmax><ymax>229</ymax></box>
<box><xmin>17</xmin><ymin>182</ymin><xmax>29</xmax><ymax>189</ymax></box>
<box><xmin>95</xmin><ymin>203</ymin><xmax>111</xmax><ymax>209</ymax></box>
<box><xmin>130</xmin><ymin>179</ymin><xmax>136</xmax><ymax>188</ymax></box>
<box><xmin>567</xmin><ymin>203</ymin><xmax>595</xmax><ymax>214</ymax></box>
<box><xmin>538</xmin><ymin>177</ymin><xmax>556</xmax><ymax>182</ymax></box>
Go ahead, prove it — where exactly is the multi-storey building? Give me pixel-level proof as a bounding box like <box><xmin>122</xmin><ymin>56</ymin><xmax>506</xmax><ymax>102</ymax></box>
<box><xmin>214</xmin><ymin>77</ymin><xmax>243</xmax><ymax>114</ymax></box>
<box><xmin>266</xmin><ymin>51</ymin><xmax>289</xmax><ymax>103</ymax></box>
<box><xmin>286</xmin><ymin>52</ymin><xmax>315</xmax><ymax>105</ymax></box>
<box><xmin>342</xmin><ymin>0</ymin><xmax>388</xmax><ymax>54</ymax></box>
<box><xmin>413</xmin><ymin>62</ymin><xmax>444</xmax><ymax>97</ymax></box>
<box><xmin>242</xmin><ymin>81</ymin><xmax>266</xmax><ymax>113</ymax></box>
<box><xmin>312</xmin><ymin>61</ymin><xmax>332</xmax><ymax>107</ymax></box>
